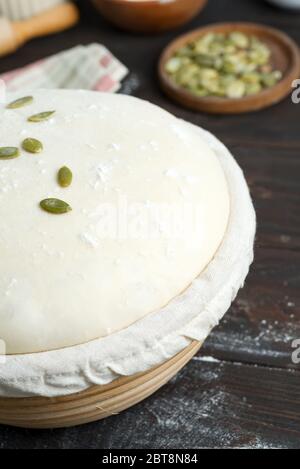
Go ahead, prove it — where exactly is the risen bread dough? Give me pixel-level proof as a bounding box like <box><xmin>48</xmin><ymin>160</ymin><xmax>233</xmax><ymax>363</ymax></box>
<box><xmin>0</xmin><ymin>90</ymin><xmax>230</xmax><ymax>354</ymax></box>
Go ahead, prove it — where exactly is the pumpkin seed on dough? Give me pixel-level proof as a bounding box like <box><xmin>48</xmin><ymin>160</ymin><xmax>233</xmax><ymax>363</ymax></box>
<box><xmin>28</xmin><ymin>111</ymin><xmax>56</xmax><ymax>123</ymax></box>
<box><xmin>58</xmin><ymin>166</ymin><xmax>73</xmax><ymax>188</ymax></box>
<box><xmin>0</xmin><ymin>147</ymin><xmax>20</xmax><ymax>159</ymax></box>
<box><xmin>40</xmin><ymin>198</ymin><xmax>72</xmax><ymax>215</ymax></box>
<box><xmin>22</xmin><ymin>138</ymin><xmax>43</xmax><ymax>154</ymax></box>
<box><xmin>6</xmin><ymin>96</ymin><xmax>33</xmax><ymax>109</ymax></box>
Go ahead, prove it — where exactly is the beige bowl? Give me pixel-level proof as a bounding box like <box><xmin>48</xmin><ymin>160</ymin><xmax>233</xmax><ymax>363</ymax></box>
<box><xmin>91</xmin><ymin>0</ymin><xmax>208</xmax><ymax>33</ymax></box>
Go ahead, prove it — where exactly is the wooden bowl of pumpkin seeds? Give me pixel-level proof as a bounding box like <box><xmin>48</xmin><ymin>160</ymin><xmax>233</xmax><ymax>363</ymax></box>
<box><xmin>159</xmin><ymin>22</ymin><xmax>300</xmax><ymax>114</ymax></box>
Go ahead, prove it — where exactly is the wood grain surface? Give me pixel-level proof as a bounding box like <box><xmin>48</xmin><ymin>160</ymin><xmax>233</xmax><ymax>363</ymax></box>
<box><xmin>0</xmin><ymin>0</ymin><xmax>299</xmax><ymax>449</ymax></box>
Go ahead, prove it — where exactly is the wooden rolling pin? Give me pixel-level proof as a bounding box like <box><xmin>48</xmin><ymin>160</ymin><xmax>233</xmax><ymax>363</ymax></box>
<box><xmin>0</xmin><ymin>3</ymin><xmax>79</xmax><ymax>57</ymax></box>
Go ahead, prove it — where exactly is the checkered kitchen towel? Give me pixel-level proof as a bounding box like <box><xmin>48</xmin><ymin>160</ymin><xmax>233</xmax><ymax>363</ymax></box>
<box><xmin>0</xmin><ymin>43</ymin><xmax>128</xmax><ymax>92</ymax></box>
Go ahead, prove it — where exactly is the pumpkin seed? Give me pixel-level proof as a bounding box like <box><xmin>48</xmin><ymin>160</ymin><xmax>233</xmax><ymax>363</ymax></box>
<box><xmin>193</xmin><ymin>88</ymin><xmax>210</xmax><ymax>97</ymax></box>
<box><xmin>195</xmin><ymin>54</ymin><xmax>215</xmax><ymax>68</ymax></box>
<box><xmin>176</xmin><ymin>46</ymin><xmax>194</xmax><ymax>58</ymax></box>
<box><xmin>261</xmin><ymin>71</ymin><xmax>282</xmax><ymax>88</ymax></box>
<box><xmin>22</xmin><ymin>138</ymin><xmax>43</xmax><ymax>154</ymax></box>
<box><xmin>58</xmin><ymin>166</ymin><xmax>73</xmax><ymax>188</ymax></box>
<box><xmin>243</xmin><ymin>72</ymin><xmax>261</xmax><ymax>84</ymax></box>
<box><xmin>40</xmin><ymin>198</ymin><xmax>72</xmax><ymax>215</ymax></box>
<box><xmin>229</xmin><ymin>32</ymin><xmax>249</xmax><ymax>48</ymax></box>
<box><xmin>0</xmin><ymin>147</ymin><xmax>20</xmax><ymax>159</ymax></box>
<box><xmin>226</xmin><ymin>80</ymin><xmax>246</xmax><ymax>99</ymax></box>
<box><xmin>6</xmin><ymin>96</ymin><xmax>33</xmax><ymax>109</ymax></box>
<box><xmin>245</xmin><ymin>82</ymin><xmax>262</xmax><ymax>95</ymax></box>
<box><xmin>165</xmin><ymin>57</ymin><xmax>182</xmax><ymax>74</ymax></box>
<box><xmin>28</xmin><ymin>111</ymin><xmax>55</xmax><ymax>123</ymax></box>
<box><xmin>165</xmin><ymin>31</ymin><xmax>282</xmax><ymax>99</ymax></box>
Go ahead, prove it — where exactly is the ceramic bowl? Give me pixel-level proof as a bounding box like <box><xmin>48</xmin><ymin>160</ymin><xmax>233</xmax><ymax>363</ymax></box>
<box><xmin>91</xmin><ymin>0</ymin><xmax>208</xmax><ymax>33</ymax></box>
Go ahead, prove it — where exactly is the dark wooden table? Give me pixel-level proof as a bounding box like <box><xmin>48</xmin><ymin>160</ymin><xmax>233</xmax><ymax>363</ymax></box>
<box><xmin>0</xmin><ymin>0</ymin><xmax>299</xmax><ymax>449</ymax></box>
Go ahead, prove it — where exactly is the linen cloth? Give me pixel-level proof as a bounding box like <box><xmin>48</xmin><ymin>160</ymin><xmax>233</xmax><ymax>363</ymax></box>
<box><xmin>0</xmin><ymin>124</ymin><xmax>256</xmax><ymax>397</ymax></box>
<box><xmin>0</xmin><ymin>44</ymin><xmax>128</xmax><ymax>93</ymax></box>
